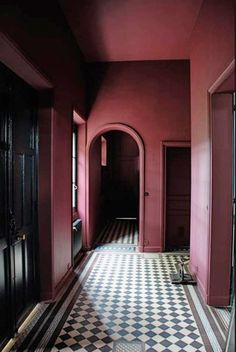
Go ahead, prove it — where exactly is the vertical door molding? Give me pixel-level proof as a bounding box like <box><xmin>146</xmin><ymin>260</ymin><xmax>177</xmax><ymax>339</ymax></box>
<box><xmin>207</xmin><ymin>60</ymin><xmax>235</xmax><ymax>305</ymax></box>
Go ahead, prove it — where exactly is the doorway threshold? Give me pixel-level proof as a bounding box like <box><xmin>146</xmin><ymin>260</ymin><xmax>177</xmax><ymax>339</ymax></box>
<box><xmin>94</xmin><ymin>243</ymin><xmax>137</xmax><ymax>253</ymax></box>
<box><xmin>115</xmin><ymin>217</ymin><xmax>137</xmax><ymax>220</ymax></box>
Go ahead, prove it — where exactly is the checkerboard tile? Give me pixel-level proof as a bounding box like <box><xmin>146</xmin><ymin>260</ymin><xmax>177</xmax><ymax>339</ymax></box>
<box><xmin>96</xmin><ymin>219</ymin><xmax>138</xmax><ymax>245</ymax></box>
<box><xmin>53</xmin><ymin>254</ymin><xmax>205</xmax><ymax>352</ymax></box>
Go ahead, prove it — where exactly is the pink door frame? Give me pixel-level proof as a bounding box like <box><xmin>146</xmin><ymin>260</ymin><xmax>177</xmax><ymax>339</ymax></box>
<box><xmin>207</xmin><ymin>60</ymin><xmax>235</xmax><ymax>305</ymax></box>
<box><xmin>86</xmin><ymin>123</ymin><xmax>145</xmax><ymax>251</ymax></box>
<box><xmin>160</xmin><ymin>141</ymin><xmax>191</xmax><ymax>251</ymax></box>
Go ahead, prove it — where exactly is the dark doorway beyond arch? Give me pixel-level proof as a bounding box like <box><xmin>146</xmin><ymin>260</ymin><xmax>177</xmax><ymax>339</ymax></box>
<box><xmin>101</xmin><ymin>131</ymin><xmax>139</xmax><ymax>221</ymax></box>
<box><xmin>88</xmin><ymin>128</ymin><xmax>142</xmax><ymax>250</ymax></box>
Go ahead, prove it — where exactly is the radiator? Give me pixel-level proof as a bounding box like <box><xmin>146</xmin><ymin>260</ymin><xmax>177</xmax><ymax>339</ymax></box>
<box><xmin>73</xmin><ymin>219</ymin><xmax>82</xmax><ymax>259</ymax></box>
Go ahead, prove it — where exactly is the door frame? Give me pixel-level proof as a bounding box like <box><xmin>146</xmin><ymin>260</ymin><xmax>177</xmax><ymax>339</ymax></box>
<box><xmin>160</xmin><ymin>141</ymin><xmax>191</xmax><ymax>252</ymax></box>
<box><xmin>207</xmin><ymin>60</ymin><xmax>235</xmax><ymax>305</ymax></box>
<box><xmin>0</xmin><ymin>59</ymin><xmax>40</xmax><ymax>348</ymax></box>
<box><xmin>0</xmin><ymin>33</ymin><xmax>54</xmax><ymax>305</ymax></box>
<box><xmin>8</xmin><ymin>75</ymin><xmax>39</xmax><ymax>330</ymax></box>
<box><xmin>86</xmin><ymin>123</ymin><xmax>145</xmax><ymax>252</ymax></box>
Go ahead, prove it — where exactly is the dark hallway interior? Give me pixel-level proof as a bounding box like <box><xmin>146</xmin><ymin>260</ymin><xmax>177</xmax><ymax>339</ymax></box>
<box><xmin>94</xmin><ymin>131</ymin><xmax>140</xmax><ymax>249</ymax></box>
<box><xmin>101</xmin><ymin>131</ymin><xmax>139</xmax><ymax>221</ymax></box>
<box><xmin>165</xmin><ymin>146</ymin><xmax>191</xmax><ymax>251</ymax></box>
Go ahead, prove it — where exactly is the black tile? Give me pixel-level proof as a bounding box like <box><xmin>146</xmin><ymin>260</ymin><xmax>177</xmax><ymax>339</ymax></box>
<box><xmin>176</xmin><ymin>340</ymin><xmax>188</xmax><ymax>348</ymax></box>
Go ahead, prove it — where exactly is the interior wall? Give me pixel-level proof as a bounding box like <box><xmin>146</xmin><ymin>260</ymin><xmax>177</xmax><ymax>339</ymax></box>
<box><xmin>77</xmin><ymin>123</ymin><xmax>86</xmax><ymax>249</ymax></box>
<box><xmin>38</xmin><ymin>92</ymin><xmax>54</xmax><ymax>299</ymax></box>
<box><xmin>87</xmin><ymin>60</ymin><xmax>191</xmax><ymax>252</ymax></box>
<box><xmin>0</xmin><ymin>0</ymin><xmax>85</xmax><ymax>299</ymax></box>
<box><xmin>189</xmin><ymin>0</ymin><xmax>234</xmax><ymax>304</ymax></box>
<box><xmin>89</xmin><ymin>138</ymin><xmax>102</xmax><ymax>247</ymax></box>
<box><xmin>210</xmin><ymin>93</ymin><xmax>233</xmax><ymax>305</ymax></box>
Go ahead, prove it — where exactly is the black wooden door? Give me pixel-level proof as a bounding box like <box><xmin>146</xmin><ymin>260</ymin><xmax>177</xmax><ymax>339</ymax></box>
<box><xmin>0</xmin><ymin>64</ymin><xmax>12</xmax><ymax>348</ymax></box>
<box><xmin>0</xmin><ymin>63</ymin><xmax>38</xmax><ymax>347</ymax></box>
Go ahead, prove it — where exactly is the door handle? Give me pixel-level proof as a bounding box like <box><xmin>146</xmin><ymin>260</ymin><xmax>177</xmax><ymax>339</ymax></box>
<box><xmin>16</xmin><ymin>234</ymin><xmax>26</xmax><ymax>241</ymax></box>
<box><xmin>8</xmin><ymin>209</ymin><xmax>16</xmax><ymax>235</ymax></box>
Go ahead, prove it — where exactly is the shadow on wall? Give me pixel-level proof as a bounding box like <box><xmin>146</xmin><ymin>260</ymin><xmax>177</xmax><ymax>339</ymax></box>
<box><xmin>85</xmin><ymin>63</ymin><xmax>109</xmax><ymax>114</ymax></box>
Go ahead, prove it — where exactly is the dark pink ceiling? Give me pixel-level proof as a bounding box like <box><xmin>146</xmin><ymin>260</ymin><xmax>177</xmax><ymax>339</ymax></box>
<box><xmin>59</xmin><ymin>0</ymin><xmax>204</xmax><ymax>62</ymax></box>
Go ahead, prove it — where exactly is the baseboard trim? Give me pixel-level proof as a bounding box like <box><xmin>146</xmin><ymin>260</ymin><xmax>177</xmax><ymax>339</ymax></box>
<box><xmin>54</xmin><ymin>267</ymin><xmax>76</xmax><ymax>300</ymax></box>
<box><xmin>143</xmin><ymin>246</ymin><xmax>161</xmax><ymax>253</ymax></box>
<box><xmin>189</xmin><ymin>263</ymin><xmax>231</xmax><ymax>306</ymax></box>
<box><xmin>138</xmin><ymin>245</ymin><xmax>144</xmax><ymax>252</ymax></box>
<box><xmin>73</xmin><ymin>251</ymin><xmax>85</xmax><ymax>268</ymax></box>
<box><xmin>40</xmin><ymin>290</ymin><xmax>55</xmax><ymax>302</ymax></box>
<box><xmin>207</xmin><ymin>295</ymin><xmax>230</xmax><ymax>306</ymax></box>
<box><xmin>84</xmin><ymin>245</ymin><xmax>92</xmax><ymax>251</ymax></box>
<box><xmin>189</xmin><ymin>262</ymin><xmax>208</xmax><ymax>304</ymax></box>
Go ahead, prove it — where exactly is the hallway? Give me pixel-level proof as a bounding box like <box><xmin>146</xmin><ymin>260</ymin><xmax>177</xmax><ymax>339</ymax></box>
<box><xmin>8</xmin><ymin>251</ymin><xmax>230</xmax><ymax>352</ymax></box>
<box><xmin>95</xmin><ymin>219</ymin><xmax>139</xmax><ymax>250</ymax></box>
<box><xmin>0</xmin><ymin>1</ymin><xmax>234</xmax><ymax>351</ymax></box>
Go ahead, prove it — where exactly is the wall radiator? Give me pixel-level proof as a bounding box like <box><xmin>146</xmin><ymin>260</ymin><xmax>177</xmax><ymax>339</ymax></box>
<box><xmin>73</xmin><ymin>219</ymin><xmax>82</xmax><ymax>260</ymax></box>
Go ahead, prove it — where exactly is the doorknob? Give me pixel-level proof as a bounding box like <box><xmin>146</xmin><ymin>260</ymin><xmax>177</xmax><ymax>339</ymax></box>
<box><xmin>8</xmin><ymin>209</ymin><xmax>16</xmax><ymax>234</ymax></box>
<box><xmin>16</xmin><ymin>234</ymin><xmax>26</xmax><ymax>241</ymax></box>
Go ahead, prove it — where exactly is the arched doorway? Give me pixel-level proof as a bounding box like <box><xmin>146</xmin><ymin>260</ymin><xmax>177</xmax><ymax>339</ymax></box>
<box><xmin>86</xmin><ymin>124</ymin><xmax>145</xmax><ymax>252</ymax></box>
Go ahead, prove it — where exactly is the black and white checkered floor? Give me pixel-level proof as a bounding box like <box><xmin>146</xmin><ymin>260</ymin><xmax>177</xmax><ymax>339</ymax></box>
<box><xmin>96</xmin><ymin>219</ymin><xmax>138</xmax><ymax>246</ymax></box>
<box><xmin>9</xmin><ymin>252</ymin><xmax>231</xmax><ymax>352</ymax></box>
<box><xmin>55</xmin><ymin>254</ymin><xmax>205</xmax><ymax>352</ymax></box>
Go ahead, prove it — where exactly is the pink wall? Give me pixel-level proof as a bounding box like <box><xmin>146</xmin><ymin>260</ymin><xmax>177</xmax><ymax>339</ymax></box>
<box><xmin>210</xmin><ymin>94</ymin><xmax>233</xmax><ymax>304</ymax></box>
<box><xmin>89</xmin><ymin>138</ymin><xmax>102</xmax><ymax>247</ymax></box>
<box><xmin>0</xmin><ymin>1</ymin><xmax>85</xmax><ymax>299</ymax></box>
<box><xmin>189</xmin><ymin>0</ymin><xmax>234</xmax><ymax>304</ymax></box>
<box><xmin>87</xmin><ymin>60</ymin><xmax>191</xmax><ymax>252</ymax></box>
<box><xmin>38</xmin><ymin>92</ymin><xmax>54</xmax><ymax>299</ymax></box>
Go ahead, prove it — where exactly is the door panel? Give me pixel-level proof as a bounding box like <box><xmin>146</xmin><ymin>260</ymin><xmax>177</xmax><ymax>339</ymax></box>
<box><xmin>0</xmin><ymin>244</ymin><xmax>10</xmax><ymax>345</ymax></box>
<box><xmin>14</xmin><ymin>154</ymin><xmax>24</xmax><ymax>229</ymax></box>
<box><xmin>24</xmin><ymin>155</ymin><xmax>34</xmax><ymax>225</ymax></box>
<box><xmin>230</xmin><ymin>92</ymin><xmax>235</xmax><ymax>304</ymax></box>
<box><xmin>11</xmin><ymin>75</ymin><xmax>37</xmax><ymax>327</ymax></box>
<box><xmin>165</xmin><ymin>147</ymin><xmax>191</xmax><ymax>250</ymax></box>
<box><xmin>13</xmin><ymin>241</ymin><xmax>25</xmax><ymax>318</ymax></box>
<box><xmin>0</xmin><ymin>64</ymin><xmax>12</xmax><ymax>348</ymax></box>
<box><xmin>0</xmin><ymin>63</ymin><xmax>38</xmax><ymax>347</ymax></box>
